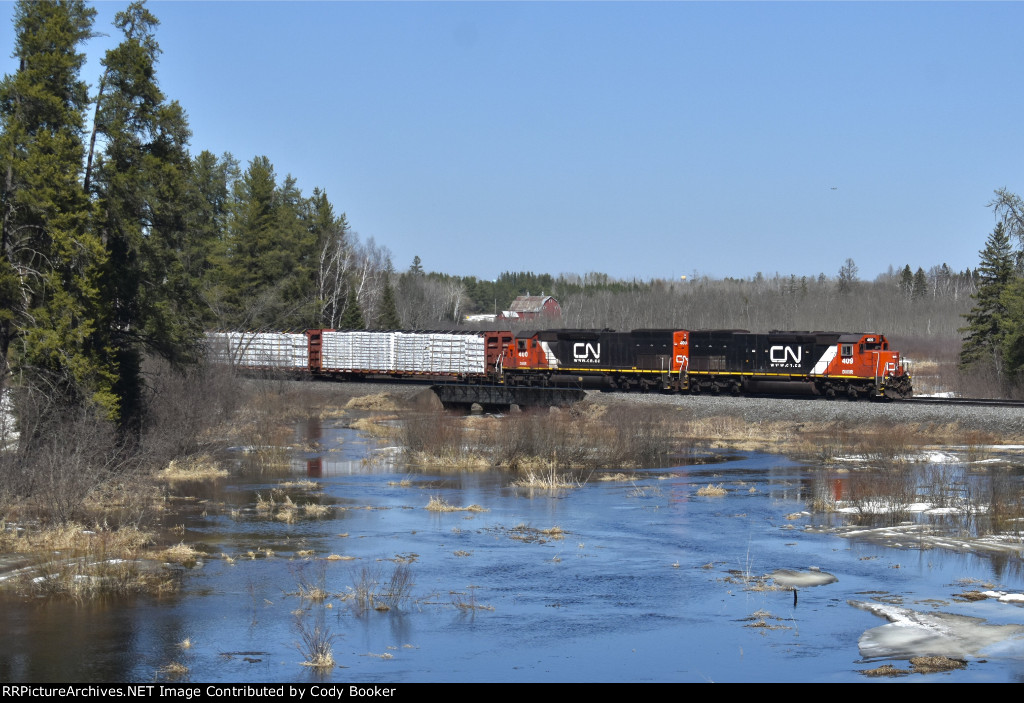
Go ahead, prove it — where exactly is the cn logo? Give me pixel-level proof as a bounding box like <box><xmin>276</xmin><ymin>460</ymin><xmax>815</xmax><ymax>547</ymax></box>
<box><xmin>769</xmin><ymin>345</ymin><xmax>802</xmax><ymax>364</ymax></box>
<box><xmin>573</xmin><ymin>342</ymin><xmax>600</xmax><ymax>362</ymax></box>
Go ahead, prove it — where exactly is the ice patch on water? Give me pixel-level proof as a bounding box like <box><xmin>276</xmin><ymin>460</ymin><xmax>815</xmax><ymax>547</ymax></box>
<box><xmin>768</xmin><ymin>567</ymin><xmax>838</xmax><ymax>588</ymax></box>
<box><xmin>850</xmin><ymin>601</ymin><xmax>1024</xmax><ymax>660</ymax></box>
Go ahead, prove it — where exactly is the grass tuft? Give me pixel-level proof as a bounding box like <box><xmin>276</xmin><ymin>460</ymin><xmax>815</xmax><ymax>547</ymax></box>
<box><xmin>294</xmin><ymin>609</ymin><xmax>337</xmax><ymax>672</ymax></box>
<box><xmin>159</xmin><ymin>455</ymin><xmax>228</xmax><ymax>482</ymax></box>
<box><xmin>425</xmin><ymin>496</ymin><xmax>486</xmax><ymax>513</ymax></box>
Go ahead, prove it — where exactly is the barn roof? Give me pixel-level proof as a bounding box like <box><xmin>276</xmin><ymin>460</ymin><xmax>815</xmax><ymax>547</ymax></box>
<box><xmin>508</xmin><ymin>295</ymin><xmax>557</xmax><ymax>313</ymax></box>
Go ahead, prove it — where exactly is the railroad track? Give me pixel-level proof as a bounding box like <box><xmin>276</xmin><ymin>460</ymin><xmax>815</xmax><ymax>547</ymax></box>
<box><xmin>898</xmin><ymin>396</ymin><xmax>1024</xmax><ymax>409</ymax></box>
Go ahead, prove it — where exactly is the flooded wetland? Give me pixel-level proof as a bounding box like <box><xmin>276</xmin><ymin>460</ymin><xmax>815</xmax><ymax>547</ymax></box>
<box><xmin>4</xmin><ymin>390</ymin><xmax>1024</xmax><ymax>683</ymax></box>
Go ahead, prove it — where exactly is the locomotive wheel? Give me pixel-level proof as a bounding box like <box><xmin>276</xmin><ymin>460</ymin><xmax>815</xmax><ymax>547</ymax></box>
<box><xmin>847</xmin><ymin>386</ymin><xmax>859</xmax><ymax>400</ymax></box>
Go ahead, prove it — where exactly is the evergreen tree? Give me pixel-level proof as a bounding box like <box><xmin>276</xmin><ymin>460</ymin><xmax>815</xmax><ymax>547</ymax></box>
<box><xmin>911</xmin><ymin>267</ymin><xmax>929</xmax><ymax>300</ymax></box>
<box><xmin>339</xmin><ymin>287</ymin><xmax>364</xmax><ymax>329</ymax></box>
<box><xmin>0</xmin><ymin>0</ymin><xmax>117</xmax><ymax>416</ymax></box>
<box><xmin>221</xmin><ymin>155</ymin><xmax>277</xmax><ymax>323</ymax></box>
<box><xmin>959</xmin><ymin>223</ymin><xmax>1015</xmax><ymax>375</ymax></box>
<box><xmin>89</xmin><ymin>0</ymin><xmax>201</xmax><ymax>429</ymax></box>
<box><xmin>375</xmin><ymin>280</ymin><xmax>402</xmax><ymax>329</ymax></box>
<box><xmin>999</xmin><ymin>278</ymin><xmax>1024</xmax><ymax>379</ymax></box>
<box><xmin>899</xmin><ymin>265</ymin><xmax>914</xmax><ymax>298</ymax></box>
<box><xmin>186</xmin><ymin>151</ymin><xmax>236</xmax><ymax>288</ymax></box>
<box><xmin>215</xmin><ymin>156</ymin><xmax>318</xmax><ymax>328</ymax></box>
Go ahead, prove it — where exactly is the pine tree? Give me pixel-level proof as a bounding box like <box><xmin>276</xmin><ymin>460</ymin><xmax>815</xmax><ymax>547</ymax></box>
<box><xmin>220</xmin><ymin>155</ymin><xmax>277</xmax><ymax>324</ymax></box>
<box><xmin>0</xmin><ymin>0</ymin><xmax>117</xmax><ymax>416</ymax></box>
<box><xmin>375</xmin><ymin>280</ymin><xmax>402</xmax><ymax>329</ymax></box>
<box><xmin>89</xmin><ymin>0</ymin><xmax>201</xmax><ymax>429</ymax></box>
<box><xmin>186</xmin><ymin>151</ymin><xmax>236</xmax><ymax>288</ymax></box>
<box><xmin>959</xmin><ymin>222</ymin><xmax>1015</xmax><ymax>376</ymax></box>
<box><xmin>911</xmin><ymin>267</ymin><xmax>929</xmax><ymax>300</ymax></box>
<box><xmin>339</xmin><ymin>287</ymin><xmax>365</xmax><ymax>329</ymax></box>
<box><xmin>214</xmin><ymin>156</ymin><xmax>319</xmax><ymax>328</ymax></box>
<box><xmin>999</xmin><ymin>278</ymin><xmax>1024</xmax><ymax>380</ymax></box>
<box><xmin>899</xmin><ymin>265</ymin><xmax>914</xmax><ymax>298</ymax></box>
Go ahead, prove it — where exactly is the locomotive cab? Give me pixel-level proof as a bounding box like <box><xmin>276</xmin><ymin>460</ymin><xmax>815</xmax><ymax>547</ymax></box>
<box><xmin>815</xmin><ymin>333</ymin><xmax>911</xmax><ymax>399</ymax></box>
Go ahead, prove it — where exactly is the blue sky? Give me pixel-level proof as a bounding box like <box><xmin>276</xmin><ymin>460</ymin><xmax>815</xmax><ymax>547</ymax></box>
<box><xmin>3</xmin><ymin>1</ymin><xmax>1023</xmax><ymax>282</ymax></box>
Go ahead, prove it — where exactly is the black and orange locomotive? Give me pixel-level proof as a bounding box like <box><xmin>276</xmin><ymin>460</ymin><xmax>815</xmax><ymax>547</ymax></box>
<box><xmin>208</xmin><ymin>327</ymin><xmax>913</xmax><ymax>399</ymax></box>
<box><xmin>502</xmin><ymin>328</ymin><xmax>912</xmax><ymax>399</ymax></box>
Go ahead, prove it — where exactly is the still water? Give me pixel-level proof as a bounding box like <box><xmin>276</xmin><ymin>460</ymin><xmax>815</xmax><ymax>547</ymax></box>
<box><xmin>3</xmin><ymin>419</ymin><xmax>1024</xmax><ymax>683</ymax></box>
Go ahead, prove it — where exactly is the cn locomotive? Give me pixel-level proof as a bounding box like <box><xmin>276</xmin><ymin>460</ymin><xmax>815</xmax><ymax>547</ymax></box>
<box><xmin>503</xmin><ymin>329</ymin><xmax>912</xmax><ymax>399</ymax></box>
<box><xmin>207</xmin><ymin>326</ymin><xmax>912</xmax><ymax>400</ymax></box>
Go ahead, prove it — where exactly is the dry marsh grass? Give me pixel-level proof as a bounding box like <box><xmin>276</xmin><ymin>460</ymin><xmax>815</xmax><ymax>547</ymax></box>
<box><xmin>743</xmin><ymin>609</ymin><xmax>791</xmax><ymax>631</ymax></box>
<box><xmin>346</xmin><ymin>393</ymin><xmax>401</xmax><ymax>411</ymax></box>
<box><xmin>158</xmin><ymin>455</ymin><xmax>228</xmax><ymax>482</ymax></box>
<box><xmin>345</xmin><ymin>563</ymin><xmax>415</xmax><ymax>614</ymax></box>
<box><xmin>493</xmin><ymin>523</ymin><xmax>567</xmax><ymax>544</ymax></box>
<box><xmin>279</xmin><ymin>480</ymin><xmax>321</xmax><ymax>491</ymax></box>
<box><xmin>0</xmin><ymin>522</ymin><xmax>152</xmax><ymax>555</ymax></box>
<box><xmin>402</xmin><ymin>405</ymin><xmax>680</xmax><ymax>472</ymax></box>
<box><xmin>861</xmin><ymin>656</ymin><xmax>967</xmax><ymax>678</ymax></box>
<box><xmin>349</xmin><ymin>416</ymin><xmax>400</xmax><ymax>437</ymax></box>
<box><xmin>539</xmin><ymin>526</ymin><xmax>565</xmax><ymax>540</ymax></box>
<box><xmin>303</xmin><ymin>503</ymin><xmax>332</xmax><ymax>519</ymax></box>
<box><xmin>512</xmin><ymin>468</ymin><xmax>582</xmax><ymax>490</ymax></box>
<box><xmin>160</xmin><ymin>543</ymin><xmax>200</xmax><ymax>567</ymax></box>
<box><xmin>407</xmin><ymin>450</ymin><xmax>491</xmax><ymax>471</ymax></box>
<box><xmin>452</xmin><ymin>589</ymin><xmax>494</xmax><ymax>611</ymax></box>
<box><xmin>292</xmin><ymin>563</ymin><xmax>330</xmax><ymax>602</ymax></box>
<box><xmin>425</xmin><ymin>496</ymin><xmax>486</xmax><ymax>513</ymax></box>
<box><xmin>0</xmin><ymin>523</ymin><xmax>183</xmax><ymax>598</ymax></box>
<box><xmin>158</xmin><ymin>661</ymin><xmax>189</xmax><ymax>677</ymax></box>
<box><xmin>294</xmin><ymin>609</ymin><xmax>337</xmax><ymax>671</ymax></box>
<box><xmin>696</xmin><ymin>484</ymin><xmax>728</xmax><ymax>497</ymax></box>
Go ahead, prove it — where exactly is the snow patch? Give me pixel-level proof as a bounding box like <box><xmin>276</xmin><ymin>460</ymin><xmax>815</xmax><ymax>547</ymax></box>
<box><xmin>850</xmin><ymin>600</ymin><xmax>1024</xmax><ymax>660</ymax></box>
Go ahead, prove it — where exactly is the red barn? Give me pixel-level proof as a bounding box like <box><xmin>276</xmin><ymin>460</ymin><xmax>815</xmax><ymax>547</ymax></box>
<box><xmin>499</xmin><ymin>295</ymin><xmax>561</xmax><ymax>321</ymax></box>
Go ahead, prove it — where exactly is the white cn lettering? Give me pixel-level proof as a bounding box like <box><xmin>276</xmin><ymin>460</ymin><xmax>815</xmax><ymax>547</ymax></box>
<box><xmin>769</xmin><ymin>346</ymin><xmax>802</xmax><ymax>364</ymax></box>
<box><xmin>573</xmin><ymin>342</ymin><xmax>600</xmax><ymax>361</ymax></box>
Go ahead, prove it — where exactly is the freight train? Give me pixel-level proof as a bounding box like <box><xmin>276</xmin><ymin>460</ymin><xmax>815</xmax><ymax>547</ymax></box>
<box><xmin>207</xmin><ymin>327</ymin><xmax>912</xmax><ymax>400</ymax></box>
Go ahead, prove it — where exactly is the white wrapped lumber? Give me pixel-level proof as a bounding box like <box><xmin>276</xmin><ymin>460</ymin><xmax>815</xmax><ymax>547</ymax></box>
<box><xmin>206</xmin><ymin>332</ymin><xmax>308</xmax><ymax>369</ymax></box>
